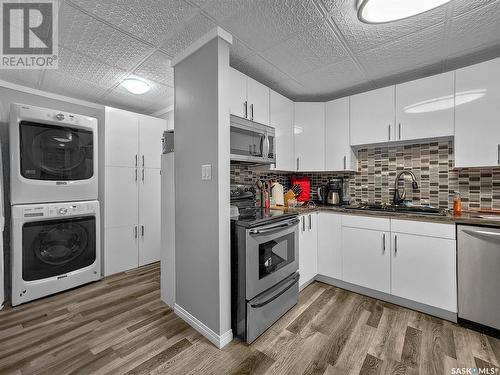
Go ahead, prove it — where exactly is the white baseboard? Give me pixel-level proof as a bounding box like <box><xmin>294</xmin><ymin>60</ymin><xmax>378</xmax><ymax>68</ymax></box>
<box><xmin>174</xmin><ymin>304</ymin><xmax>233</xmax><ymax>349</ymax></box>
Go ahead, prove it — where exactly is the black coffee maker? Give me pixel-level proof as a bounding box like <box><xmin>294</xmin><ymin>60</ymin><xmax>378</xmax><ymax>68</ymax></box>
<box><xmin>317</xmin><ymin>178</ymin><xmax>343</xmax><ymax>206</ymax></box>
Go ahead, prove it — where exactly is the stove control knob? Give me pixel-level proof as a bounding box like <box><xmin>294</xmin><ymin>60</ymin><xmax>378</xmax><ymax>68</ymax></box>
<box><xmin>55</xmin><ymin>113</ymin><xmax>65</xmax><ymax>121</ymax></box>
<box><xmin>59</xmin><ymin>208</ymin><xmax>68</xmax><ymax>215</ymax></box>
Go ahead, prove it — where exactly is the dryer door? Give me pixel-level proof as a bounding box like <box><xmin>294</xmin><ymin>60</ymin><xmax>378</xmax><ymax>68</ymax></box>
<box><xmin>22</xmin><ymin>216</ymin><xmax>96</xmax><ymax>281</ymax></box>
<box><xmin>19</xmin><ymin>121</ymin><xmax>94</xmax><ymax>181</ymax></box>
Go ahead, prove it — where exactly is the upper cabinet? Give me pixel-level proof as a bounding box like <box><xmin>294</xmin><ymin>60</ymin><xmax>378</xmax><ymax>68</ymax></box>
<box><xmin>105</xmin><ymin>107</ymin><xmax>139</xmax><ymax>168</ymax></box>
<box><xmin>270</xmin><ymin>90</ymin><xmax>294</xmax><ymax>170</ymax></box>
<box><xmin>294</xmin><ymin>102</ymin><xmax>325</xmax><ymax>171</ymax></box>
<box><xmin>455</xmin><ymin>58</ymin><xmax>500</xmax><ymax>168</ymax></box>
<box><xmin>350</xmin><ymin>86</ymin><xmax>395</xmax><ymax>146</ymax></box>
<box><xmin>325</xmin><ymin>97</ymin><xmax>356</xmax><ymax>171</ymax></box>
<box><xmin>229</xmin><ymin>67</ymin><xmax>270</xmax><ymax>125</ymax></box>
<box><xmin>138</xmin><ymin>114</ymin><xmax>167</xmax><ymax>169</ymax></box>
<box><xmin>395</xmin><ymin>72</ymin><xmax>454</xmax><ymax>141</ymax></box>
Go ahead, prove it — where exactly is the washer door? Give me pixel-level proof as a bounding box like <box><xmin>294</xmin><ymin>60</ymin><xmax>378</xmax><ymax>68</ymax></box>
<box><xmin>22</xmin><ymin>216</ymin><xmax>96</xmax><ymax>281</ymax></box>
<box><xmin>19</xmin><ymin>121</ymin><xmax>94</xmax><ymax>181</ymax></box>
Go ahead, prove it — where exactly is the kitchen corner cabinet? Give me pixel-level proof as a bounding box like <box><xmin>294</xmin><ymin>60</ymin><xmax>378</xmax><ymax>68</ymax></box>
<box><xmin>350</xmin><ymin>86</ymin><xmax>395</xmax><ymax>146</ymax></box>
<box><xmin>229</xmin><ymin>67</ymin><xmax>270</xmax><ymax>125</ymax></box>
<box><xmin>299</xmin><ymin>213</ymin><xmax>318</xmax><ymax>288</ymax></box>
<box><xmin>342</xmin><ymin>217</ymin><xmax>391</xmax><ymax>293</ymax></box>
<box><xmin>294</xmin><ymin>102</ymin><xmax>325</xmax><ymax>171</ymax></box>
<box><xmin>325</xmin><ymin>97</ymin><xmax>356</xmax><ymax>171</ymax></box>
<box><xmin>395</xmin><ymin>72</ymin><xmax>454</xmax><ymax>141</ymax></box>
<box><xmin>270</xmin><ymin>90</ymin><xmax>294</xmax><ymax>170</ymax></box>
<box><xmin>317</xmin><ymin>213</ymin><xmax>342</xmax><ymax>279</ymax></box>
<box><xmin>104</xmin><ymin>107</ymin><xmax>166</xmax><ymax>276</ymax></box>
<box><xmin>390</xmin><ymin>220</ymin><xmax>457</xmax><ymax>312</ymax></box>
<box><xmin>455</xmin><ymin>57</ymin><xmax>500</xmax><ymax>168</ymax></box>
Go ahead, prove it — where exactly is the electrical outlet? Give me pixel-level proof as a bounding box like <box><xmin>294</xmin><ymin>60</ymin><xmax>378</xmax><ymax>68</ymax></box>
<box><xmin>201</xmin><ymin>164</ymin><xmax>212</xmax><ymax>180</ymax></box>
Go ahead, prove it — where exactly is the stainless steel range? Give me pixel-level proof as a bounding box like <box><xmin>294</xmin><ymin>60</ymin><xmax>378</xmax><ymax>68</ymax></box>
<box><xmin>231</xmin><ymin>184</ymin><xmax>299</xmax><ymax>343</ymax></box>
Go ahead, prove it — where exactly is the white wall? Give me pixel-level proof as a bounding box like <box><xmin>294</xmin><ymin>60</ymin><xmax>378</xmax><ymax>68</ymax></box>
<box><xmin>174</xmin><ymin>35</ymin><xmax>231</xmax><ymax>344</ymax></box>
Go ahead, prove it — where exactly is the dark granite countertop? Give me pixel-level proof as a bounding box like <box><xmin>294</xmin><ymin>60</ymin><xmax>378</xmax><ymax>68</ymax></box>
<box><xmin>271</xmin><ymin>205</ymin><xmax>500</xmax><ymax>228</ymax></box>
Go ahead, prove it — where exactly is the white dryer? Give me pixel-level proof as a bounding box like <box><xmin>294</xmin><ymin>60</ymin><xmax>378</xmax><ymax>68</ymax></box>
<box><xmin>11</xmin><ymin>200</ymin><xmax>101</xmax><ymax>306</ymax></box>
<box><xmin>10</xmin><ymin>103</ymin><xmax>98</xmax><ymax>204</ymax></box>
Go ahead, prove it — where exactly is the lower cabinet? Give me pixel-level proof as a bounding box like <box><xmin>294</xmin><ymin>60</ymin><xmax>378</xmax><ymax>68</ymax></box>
<box><xmin>298</xmin><ymin>213</ymin><xmax>317</xmax><ymax>288</ymax></box>
<box><xmin>342</xmin><ymin>226</ymin><xmax>391</xmax><ymax>293</ymax></box>
<box><xmin>317</xmin><ymin>213</ymin><xmax>342</xmax><ymax>279</ymax></box>
<box><xmin>391</xmin><ymin>229</ymin><xmax>457</xmax><ymax>312</ymax></box>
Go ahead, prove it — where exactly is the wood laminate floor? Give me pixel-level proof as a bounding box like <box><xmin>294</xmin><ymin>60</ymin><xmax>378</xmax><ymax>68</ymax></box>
<box><xmin>1</xmin><ymin>263</ymin><xmax>499</xmax><ymax>375</ymax></box>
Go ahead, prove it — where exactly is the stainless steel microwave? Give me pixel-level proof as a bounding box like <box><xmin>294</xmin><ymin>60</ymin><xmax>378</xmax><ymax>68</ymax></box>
<box><xmin>230</xmin><ymin>115</ymin><xmax>276</xmax><ymax>164</ymax></box>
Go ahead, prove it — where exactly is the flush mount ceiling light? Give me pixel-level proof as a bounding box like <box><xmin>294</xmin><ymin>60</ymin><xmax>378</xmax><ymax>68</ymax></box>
<box><xmin>357</xmin><ymin>0</ymin><xmax>452</xmax><ymax>24</ymax></box>
<box><xmin>121</xmin><ymin>78</ymin><xmax>151</xmax><ymax>95</ymax></box>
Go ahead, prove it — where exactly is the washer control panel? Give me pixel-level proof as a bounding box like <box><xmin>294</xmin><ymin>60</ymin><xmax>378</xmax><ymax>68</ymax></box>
<box><xmin>21</xmin><ymin>201</ymin><xmax>98</xmax><ymax>218</ymax></box>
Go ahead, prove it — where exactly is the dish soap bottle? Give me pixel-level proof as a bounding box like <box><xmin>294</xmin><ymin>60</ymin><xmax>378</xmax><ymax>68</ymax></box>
<box><xmin>453</xmin><ymin>191</ymin><xmax>462</xmax><ymax>216</ymax></box>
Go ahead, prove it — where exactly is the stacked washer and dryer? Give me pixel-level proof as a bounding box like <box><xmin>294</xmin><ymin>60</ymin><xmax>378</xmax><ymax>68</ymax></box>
<box><xmin>9</xmin><ymin>103</ymin><xmax>101</xmax><ymax>306</ymax></box>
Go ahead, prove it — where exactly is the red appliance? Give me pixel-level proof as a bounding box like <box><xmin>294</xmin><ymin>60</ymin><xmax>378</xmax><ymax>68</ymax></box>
<box><xmin>291</xmin><ymin>176</ymin><xmax>310</xmax><ymax>202</ymax></box>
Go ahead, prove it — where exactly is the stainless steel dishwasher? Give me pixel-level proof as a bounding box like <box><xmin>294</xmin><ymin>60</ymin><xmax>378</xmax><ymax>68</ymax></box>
<box><xmin>457</xmin><ymin>225</ymin><xmax>500</xmax><ymax>331</ymax></box>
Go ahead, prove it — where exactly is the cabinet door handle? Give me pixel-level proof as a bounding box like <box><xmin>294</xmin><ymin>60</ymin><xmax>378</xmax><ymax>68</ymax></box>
<box><xmin>382</xmin><ymin>233</ymin><xmax>386</xmax><ymax>252</ymax></box>
<box><xmin>135</xmin><ymin>168</ymin><xmax>138</xmax><ymax>181</ymax></box>
<box><xmin>134</xmin><ymin>226</ymin><xmax>138</xmax><ymax>238</ymax></box>
<box><xmin>394</xmin><ymin>235</ymin><xmax>398</xmax><ymax>254</ymax></box>
<box><xmin>135</xmin><ymin>154</ymin><xmax>138</xmax><ymax>167</ymax></box>
<box><xmin>388</xmin><ymin>124</ymin><xmax>391</xmax><ymax>140</ymax></box>
<box><xmin>142</xmin><ymin>169</ymin><xmax>145</xmax><ymax>182</ymax></box>
<box><xmin>296</xmin><ymin>157</ymin><xmax>300</xmax><ymax>171</ymax></box>
<box><xmin>302</xmin><ymin>216</ymin><xmax>305</xmax><ymax>232</ymax></box>
<box><xmin>253</xmin><ymin>144</ymin><xmax>256</xmax><ymax>155</ymax></box>
<box><xmin>142</xmin><ymin>155</ymin><xmax>145</xmax><ymax>167</ymax></box>
<box><xmin>343</xmin><ymin>155</ymin><xmax>347</xmax><ymax>170</ymax></box>
<box><xmin>497</xmin><ymin>144</ymin><xmax>500</xmax><ymax>165</ymax></box>
<box><xmin>308</xmin><ymin>214</ymin><xmax>312</xmax><ymax>230</ymax></box>
<box><xmin>141</xmin><ymin>225</ymin><xmax>145</xmax><ymax>237</ymax></box>
<box><xmin>398</xmin><ymin>123</ymin><xmax>402</xmax><ymax>140</ymax></box>
<box><xmin>250</xmin><ymin>104</ymin><xmax>254</xmax><ymax>120</ymax></box>
<box><xmin>244</xmin><ymin>101</ymin><xmax>248</xmax><ymax>118</ymax></box>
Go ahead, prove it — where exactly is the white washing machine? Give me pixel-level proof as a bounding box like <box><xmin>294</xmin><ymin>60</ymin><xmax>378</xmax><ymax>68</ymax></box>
<box><xmin>10</xmin><ymin>103</ymin><xmax>98</xmax><ymax>205</ymax></box>
<box><xmin>11</xmin><ymin>200</ymin><xmax>101</xmax><ymax>306</ymax></box>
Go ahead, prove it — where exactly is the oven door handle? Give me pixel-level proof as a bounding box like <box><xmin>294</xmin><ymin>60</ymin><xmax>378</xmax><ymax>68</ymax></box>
<box><xmin>249</xmin><ymin>219</ymin><xmax>300</xmax><ymax>235</ymax></box>
<box><xmin>250</xmin><ymin>273</ymin><xmax>299</xmax><ymax>309</ymax></box>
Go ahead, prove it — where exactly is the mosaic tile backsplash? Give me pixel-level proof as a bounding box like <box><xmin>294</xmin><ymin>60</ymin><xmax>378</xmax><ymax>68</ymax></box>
<box><xmin>230</xmin><ymin>140</ymin><xmax>500</xmax><ymax>211</ymax></box>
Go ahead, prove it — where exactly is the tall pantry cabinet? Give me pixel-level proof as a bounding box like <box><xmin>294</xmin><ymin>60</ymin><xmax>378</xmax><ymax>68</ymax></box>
<box><xmin>104</xmin><ymin>107</ymin><xmax>166</xmax><ymax>276</ymax></box>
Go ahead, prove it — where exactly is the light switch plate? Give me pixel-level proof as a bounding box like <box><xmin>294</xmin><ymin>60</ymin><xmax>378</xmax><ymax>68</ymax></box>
<box><xmin>201</xmin><ymin>164</ymin><xmax>212</xmax><ymax>180</ymax></box>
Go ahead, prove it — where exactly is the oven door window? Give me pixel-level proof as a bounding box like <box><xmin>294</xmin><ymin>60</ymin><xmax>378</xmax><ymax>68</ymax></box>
<box><xmin>22</xmin><ymin>217</ymin><xmax>96</xmax><ymax>281</ymax></box>
<box><xmin>19</xmin><ymin>121</ymin><xmax>94</xmax><ymax>180</ymax></box>
<box><xmin>259</xmin><ymin>233</ymin><xmax>295</xmax><ymax>279</ymax></box>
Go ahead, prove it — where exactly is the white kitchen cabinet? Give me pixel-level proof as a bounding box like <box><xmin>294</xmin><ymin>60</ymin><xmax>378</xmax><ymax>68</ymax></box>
<box><xmin>299</xmin><ymin>213</ymin><xmax>318</xmax><ymax>288</ymax></box>
<box><xmin>247</xmin><ymin>76</ymin><xmax>270</xmax><ymax>125</ymax></box>
<box><xmin>229</xmin><ymin>67</ymin><xmax>247</xmax><ymax>118</ymax></box>
<box><xmin>342</xmin><ymin>226</ymin><xmax>390</xmax><ymax>293</ymax></box>
<box><xmin>455</xmin><ymin>57</ymin><xmax>500</xmax><ymax>168</ymax></box>
<box><xmin>270</xmin><ymin>90</ymin><xmax>294</xmax><ymax>170</ymax></box>
<box><xmin>139</xmin><ymin>114</ymin><xmax>167</xmax><ymax>169</ymax></box>
<box><xmin>325</xmin><ymin>97</ymin><xmax>356</xmax><ymax>171</ymax></box>
<box><xmin>105</xmin><ymin>107</ymin><xmax>139</xmax><ymax>168</ymax></box>
<box><xmin>395</xmin><ymin>72</ymin><xmax>455</xmax><ymax>141</ymax></box>
<box><xmin>317</xmin><ymin>213</ymin><xmax>342</xmax><ymax>279</ymax></box>
<box><xmin>229</xmin><ymin>67</ymin><xmax>270</xmax><ymax>125</ymax></box>
<box><xmin>139</xmin><ymin>168</ymin><xmax>161</xmax><ymax>266</ymax></box>
<box><xmin>391</xmin><ymin>231</ymin><xmax>457</xmax><ymax>312</ymax></box>
<box><xmin>350</xmin><ymin>86</ymin><xmax>395</xmax><ymax>146</ymax></box>
<box><xmin>104</xmin><ymin>107</ymin><xmax>166</xmax><ymax>276</ymax></box>
<box><xmin>104</xmin><ymin>225</ymin><xmax>139</xmax><ymax>276</ymax></box>
<box><xmin>294</xmin><ymin>102</ymin><xmax>325</xmax><ymax>171</ymax></box>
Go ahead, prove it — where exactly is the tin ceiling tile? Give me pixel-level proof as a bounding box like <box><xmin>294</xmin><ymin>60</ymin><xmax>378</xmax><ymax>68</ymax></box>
<box><xmin>236</xmin><ymin>55</ymin><xmax>293</xmax><ymax>87</ymax></box>
<box><xmin>134</xmin><ymin>51</ymin><xmax>174</xmax><ymax>87</ymax></box>
<box><xmin>40</xmin><ymin>71</ymin><xmax>108</xmax><ymax>103</ymax></box>
<box><xmin>0</xmin><ymin>70</ymin><xmax>42</xmax><ymax>90</ymax></box>
<box><xmin>452</xmin><ymin>0</ymin><xmax>496</xmax><ymax>16</ymax></box>
<box><xmin>160</xmin><ymin>12</ymin><xmax>216</xmax><ymax>58</ymax></box>
<box><xmin>59</xmin><ymin>2</ymin><xmax>155</xmax><ymax>71</ymax></box>
<box><xmin>67</xmin><ymin>0</ymin><xmax>198</xmax><ymax>46</ymax></box>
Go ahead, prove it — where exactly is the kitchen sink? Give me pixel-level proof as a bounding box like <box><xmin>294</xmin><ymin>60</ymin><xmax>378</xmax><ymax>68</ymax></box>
<box><xmin>344</xmin><ymin>203</ymin><xmax>447</xmax><ymax>216</ymax></box>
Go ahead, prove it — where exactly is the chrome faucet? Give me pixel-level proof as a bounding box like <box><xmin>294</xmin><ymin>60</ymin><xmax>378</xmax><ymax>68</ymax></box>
<box><xmin>393</xmin><ymin>170</ymin><xmax>419</xmax><ymax>205</ymax></box>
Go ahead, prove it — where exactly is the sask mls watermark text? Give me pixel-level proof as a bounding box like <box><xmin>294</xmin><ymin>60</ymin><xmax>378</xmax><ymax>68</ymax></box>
<box><xmin>0</xmin><ymin>0</ymin><xmax>58</xmax><ymax>69</ymax></box>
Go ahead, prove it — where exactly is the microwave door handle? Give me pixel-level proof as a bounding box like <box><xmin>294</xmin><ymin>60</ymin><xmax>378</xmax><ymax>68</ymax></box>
<box><xmin>261</xmin><ymin>134</ymin><xmax>269</xmax><ymax>158</ymax></box>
